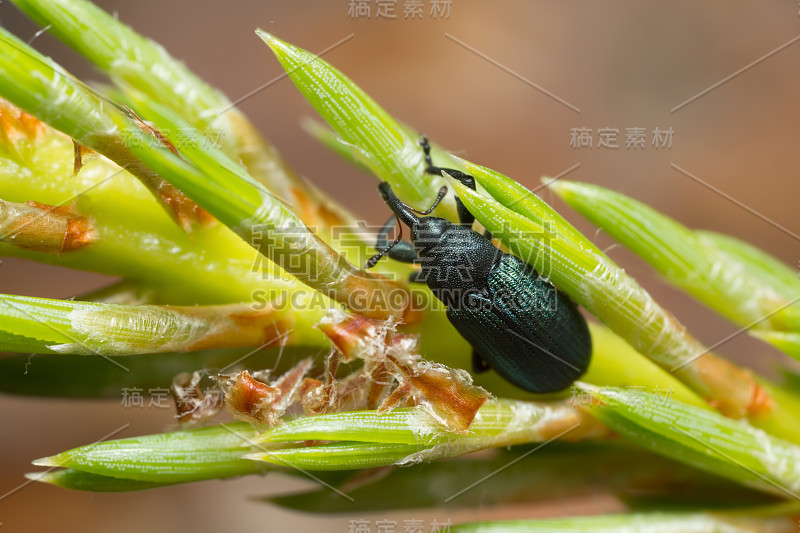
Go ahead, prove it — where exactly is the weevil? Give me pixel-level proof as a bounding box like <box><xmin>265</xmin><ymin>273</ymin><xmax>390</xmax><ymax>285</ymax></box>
<box><xmin>365</xmin><ymin>137</ymin><xmax>591</xmax><ymax>393</ymax></box>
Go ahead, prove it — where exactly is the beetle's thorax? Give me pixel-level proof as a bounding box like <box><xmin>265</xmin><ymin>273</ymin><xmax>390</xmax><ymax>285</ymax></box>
<box><xmin>411</xmin><ymin>218</ymin><xmax>503</xmax><ymax>305</ymax></box>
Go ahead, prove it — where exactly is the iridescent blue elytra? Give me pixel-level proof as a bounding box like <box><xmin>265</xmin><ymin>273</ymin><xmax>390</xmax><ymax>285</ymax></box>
<box><xmin>365</xmin><ymin>138</ymin><xmax>592</xmax><ymax>393</ymax></box>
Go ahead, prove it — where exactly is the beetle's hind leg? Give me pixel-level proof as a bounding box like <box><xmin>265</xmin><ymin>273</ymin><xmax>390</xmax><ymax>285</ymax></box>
<box><xmin>472</xmin><ymin>350</ymin><xmax>491</xmax><ymax>374</ymax></box>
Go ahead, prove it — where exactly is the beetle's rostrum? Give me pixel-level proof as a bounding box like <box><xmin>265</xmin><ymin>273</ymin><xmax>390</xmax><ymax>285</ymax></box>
<box><xmin>365</xmin><ymin>140</ymin><xmax>592</xmax><ymax>393</ymax></box>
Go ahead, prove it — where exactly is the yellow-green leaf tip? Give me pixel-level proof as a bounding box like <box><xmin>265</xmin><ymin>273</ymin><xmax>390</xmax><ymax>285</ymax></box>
<box><xmin>255</xmin><ymin>30</ymin><xmax>293</xmax><ymax>60</ymax></box>
<box><xmin>24</xmin><ymin>472</ymin><xmax>55</xmax><ymax>484</ymax></box>
<box><xmin>255</xmin><ymin>28</ymin><xmax>278</xmax><ymax>46</ymax></box>
<box><xmin>540</xmin><ymin>177</ymin><xmax>571</xmax><ymax>195</ymax></box>
<box><xmin>31</xmin><ymin>456</ymin><xmax>61</xmax><ymax>467</ymax></box>
<box><xmin>447</xmin><ymin>154</ymin><xmax>472</xmax><ymax>171</ymax></box>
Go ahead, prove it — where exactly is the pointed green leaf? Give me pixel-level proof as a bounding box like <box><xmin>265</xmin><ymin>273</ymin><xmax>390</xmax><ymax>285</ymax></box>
<box><xmin>0</xmin><ymin>294</ymin><xmax>310</xmax><ymax>356</ymax></box>
<box><xmin>25</xmin><ymin>469</ymin><xmax>170</xmax><ymax>492</ymax></box>
<box><xmin>697</xmin><ymin>231</ymin><xmax>800</xmax><ymax>303</ymax></box>
<box><xmin>257</xmin><ymin>31</ymin><xmax>454</xmax><ymax>217</ymax></box>
<box><xmin>452</xmin><ymin>158</ymin><xmax>603</xmax><ymax>257</ymax></box>
<box><xmin>268</xmin><ymin>443</ymin><xmax>773</xmax><ymax>513</ymax></box>
<box><xmin>249</xmin><ymin>400</ymin><xmax>606</xmax><ymax>469</ymax></box>
<box><xmin>577</xmin><ymin>384</ymin><xmax>800</xmax><ymax>499</ymax></box>
<box><xmin>446</xmin><ymin>175</ymin><xmax>800</xmax><ymax>441</ymax></box>
<box><xmin>9</xmin><ymin>0</ymin><xmax>225</xmax><ymax>126</ymax></box>
<box><xmin>551</xmin><ymin>180</ymin><xmax>800</xmax><ymax>333</ymax></box>
<box><xmin>31</xmin><ymin>422</ymin><xmax>268</xmax><ymax>483</ymax></box>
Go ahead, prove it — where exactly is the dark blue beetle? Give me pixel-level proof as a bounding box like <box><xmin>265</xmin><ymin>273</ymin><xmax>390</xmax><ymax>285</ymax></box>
<box><xmin>365</xmin><ymin>137</ymin><xmax>592</xmax><ymax>393</ymax></box>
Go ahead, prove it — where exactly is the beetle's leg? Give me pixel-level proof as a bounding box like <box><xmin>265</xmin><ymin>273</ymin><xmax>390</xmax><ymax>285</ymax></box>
<box><xmin>386</xmin><ymin>243</ymin><xmax>419</xmax><ymax>263</ymax></box>
<box><xmin>472</xmin><ymin>350</ymin><xmax>491</xmax><ymax>374</ymax></box>
<box><xmin>420</xmin><ymin>136</ymin><xmax>476</xmax><ymax>190</ymax></box>
<box><xmin>419</xmin><ymin>135</ymin><xmax>478</xmax><ymax>229</ymax></box>
<box><xmin>365</xmin><ymin>214</ymin><xmax>419</xmax><ymax>269</ymax></box>
<box><xmin>451</xmin><ymin>184</ymin><xmax>476</xmax><ymax>229</ymax></box>
<box><xmin>378</xmin><ymin>215</ymin><xmax>420</xmax><ymax>263</ymax></box>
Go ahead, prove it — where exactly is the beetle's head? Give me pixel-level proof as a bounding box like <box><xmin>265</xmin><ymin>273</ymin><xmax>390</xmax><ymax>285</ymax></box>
<box><xmin>410</xmin><ymin>216</ymin><xmax>451</xmax><ymax>255</ymax></box>
<box><xmin>378</xmin><ymin>181</ymin><xmax>453</xmax><ymax>254</ymax></box>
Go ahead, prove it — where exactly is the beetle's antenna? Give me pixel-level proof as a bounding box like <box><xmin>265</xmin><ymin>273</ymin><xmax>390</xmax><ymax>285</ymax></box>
<box><xmin>407</xmin><ymin>186</ymin><xmax>448</xmax><ymax>215</ymax></box>
<box><xmin>364</xmin><ymin>214</ymin><xmax>403</xmax><ymax>269</ymax></box>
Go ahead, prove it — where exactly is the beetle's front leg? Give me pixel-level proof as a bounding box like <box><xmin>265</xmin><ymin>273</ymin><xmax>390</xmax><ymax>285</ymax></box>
<box><xmin>419</xmin><ymin>135</ymin><xmax>492</xmax><ymax>241</ymax></box>
<box><xmin>375</xmin><ymin>216</ymin><xmax>417</xmax><ymax>261</ymax></box>
<box><xmin>419</xmin><ymin>135</ymin><xmax>477</xmax><ymax>228</ymax></box>
<box><xmin>368</xmin><ymin>216</ymin><xmax>428</xmax><ymax>284</ymax></box>
<box><xmin>364</xmin><ymin>215</ymin><xmax>419</xmax><ymax>269</ymax></box>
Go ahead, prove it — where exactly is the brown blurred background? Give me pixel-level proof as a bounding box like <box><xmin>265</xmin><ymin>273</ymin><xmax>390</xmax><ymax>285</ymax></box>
<box><xmin>1</xmin><ymin>1</ymin><xmax>799</xmax><ymax>531</ymax></box>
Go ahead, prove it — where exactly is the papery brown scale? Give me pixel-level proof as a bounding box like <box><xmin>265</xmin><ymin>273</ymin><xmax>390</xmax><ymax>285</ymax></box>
<box><xmin>300</xmin><ymin>377</ymin><xmax>327</xmax><ymax>416</ymax></box>
<box><xmin>272</xmin><ymin>358</ymin><xmax>314</xmax><ymax>399</ymax></box>
<box><xmin>385</xmin><ymin>356</ymin><xmax>489</xmax><ymax>432</ymax></box>
<box><xmin>62</xmin><ymin>216</ymin><xmax>95</xmax><ymax>252</ymax></box>
<box><xmin>224</xmin><ymin>370</ymin><xmax>278</xmax><ymax>422</ymax></box>
<box><xmin>377</xmin><ymin>382</ymin><xmax>413</xmax><ymax>413</ymax></box>
<box><xmin>317</xmin><ymin>313</ymin><xmax>387</xmax><ymax>362</ymax></box>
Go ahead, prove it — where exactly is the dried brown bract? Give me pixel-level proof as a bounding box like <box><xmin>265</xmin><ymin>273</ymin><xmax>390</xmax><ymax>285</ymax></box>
<box><xmin>220</xmin><ymin>358</ymin><xmax>313</xmax><ymax>427</ymax></box>
<box><xmin>381</xmin><ymin>356</ymin><xmax>489</xmax><ymax>433</ymax></box>
<box><xmin>212</xmin><ymin>311</ymin><xmax>489</xmax><ymax>433</ymax></box>
<box><xmin>317</xmin><ymin>310</ymin><xmax>490</xmax><ymax>432</ymax></box>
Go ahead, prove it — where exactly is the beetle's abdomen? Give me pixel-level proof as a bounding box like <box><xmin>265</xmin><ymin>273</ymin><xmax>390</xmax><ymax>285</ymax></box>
<box><xmin>446</xmin><ymin>254</ymin><xmax>591</xmax><ymax>393</ymax></box>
